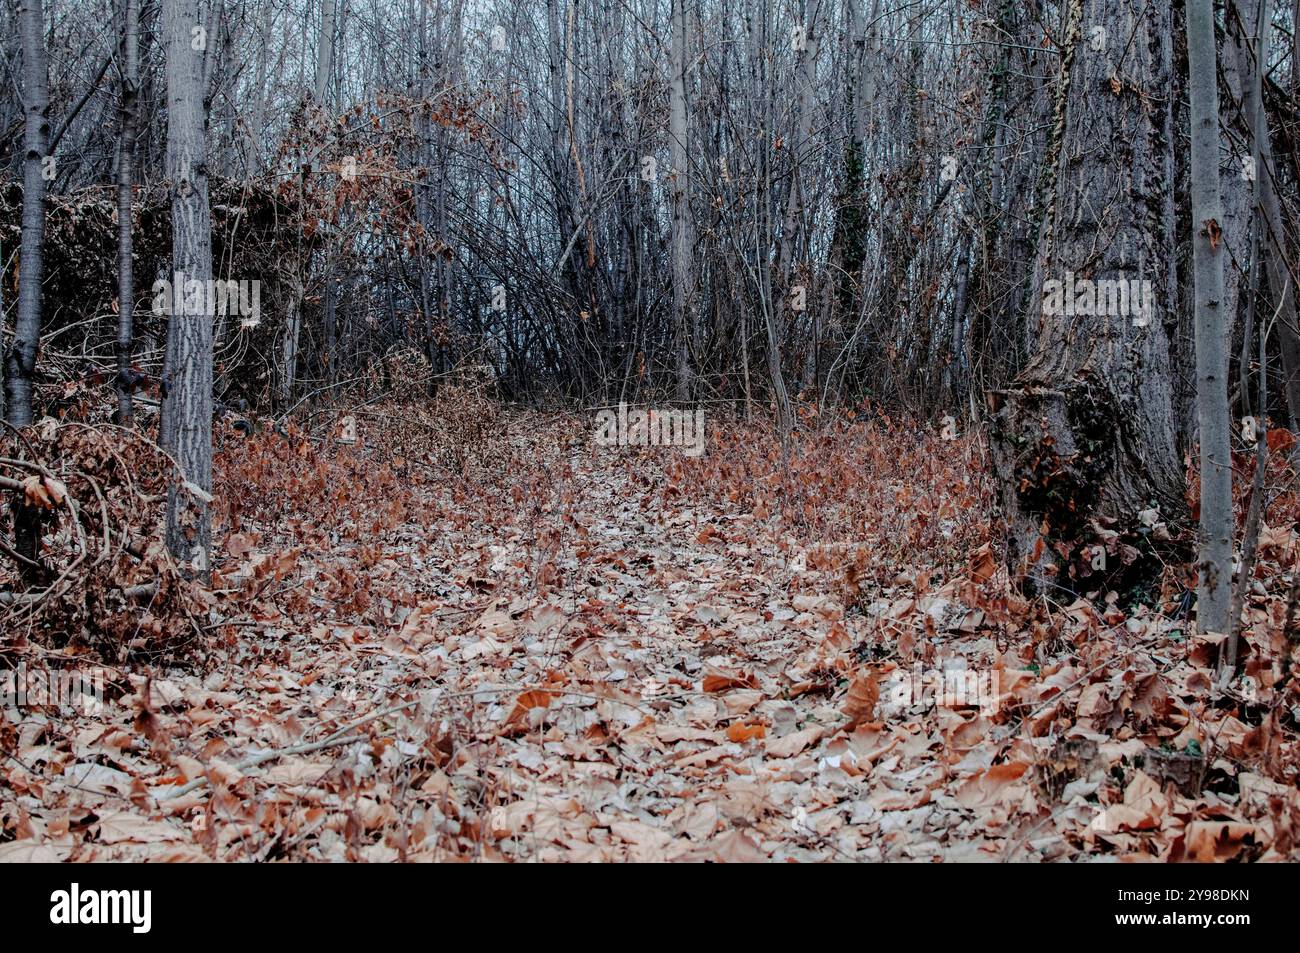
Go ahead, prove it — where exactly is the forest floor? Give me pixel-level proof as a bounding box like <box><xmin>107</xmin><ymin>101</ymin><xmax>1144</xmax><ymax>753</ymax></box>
<box><xmin>2</xmin><ymin>400</ymin><xmax>1299</xmax><ymax>862</ymax></box>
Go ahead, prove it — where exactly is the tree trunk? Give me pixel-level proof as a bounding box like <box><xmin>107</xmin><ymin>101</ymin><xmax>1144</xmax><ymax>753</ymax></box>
<box><xmin>279</xmin><ymin>0</ymin><xmax>336</xmax><ymax>405</ymax></box>
<box><xmin>316</xmin><ymin>0</ymin><xmax>337</xmax><ymax>388</ymax></box>
<box><xmin>1262</xmin><ymin>239</ymin><xmax>1300</xmax><ymax>421</ymax></box>
<box><xmin>160</xmin><ymin>0</ymin><xmax>215</xmax><ymax>576</ymax></box>
<box><xmin>776</xmin><ymin>0</ymin><xmax>820</xmax><ymax>401</ymax></box>
<box><xmin>6</xmin><ymin>0</ymin><xmax>50</xmax><ymax>427</ymax></box>
<box><xmin>1186</xmin><ymin>0</ymin><xmax>1234</xmax><ymax>634</ymax></box>
<box><xmin>990</xmin><ymin>0</ymin><xmax>1185</xmax><ymax>594</ymax></box>
<box><xmin>669</xmin><ymin>0</ymin><xmax>693</xmax><ymax>401</ymax></box>
<box><xmin>1251</xmin><ymin>9</ymin><xmax>1300</xmax><ymax>430</ymax></box>
<box><xmin>244</xmin><ymin>3</ymin><xmax>272</xmax><ymax>177</ymax></box>
<box><xmin>1219</xmin><ymin>0</ymin><xmax>1265</xmax><ymax>359</ymax></box>
<box><xmin>313</xmin><ymin>0</ymin><xmax>336</xmax><ymax>105</ymax></box>
<box><xmin>1</xmin><ymin>234</ymin><xmax>5</xmax><ymax>423</ymax></box>
<box><xmin>115</xmin><ymin>0</ymin><xmax>142</xmax><ymax>425</ymax></box>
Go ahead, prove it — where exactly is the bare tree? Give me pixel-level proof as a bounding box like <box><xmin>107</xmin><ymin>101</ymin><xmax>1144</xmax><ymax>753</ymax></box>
<box><xmin>6</xmin><ymin>0</ymin><xmax>50</xmax><ymax>426</ymax></box>
<box><xmin>669</xmin><ymin>0</ymin><xmax>693</xmax><ymax>401</ymax></box>
<box><xmin>1187</xmin><ymin>0</ymin><xmax>1233</xmax><ymax>635</ymax></box>
<box><xmin>160</xmin><ymin>0</ymin><xmax>215</xmax><ymax>574</ymax></box>
<box><xmin>990</xmin><ymin>0</ymin><xmax>1184</xmax><ymax>590</ymax></box>
<box><xmin>115</xmin><ymin>0</ymin><xmax>143</xmax><ymax>425</ymax></box>
<box><xmin>314</xmin><ymin>0</ymin><xmax>337</xmax><ymax>106</ymax></box>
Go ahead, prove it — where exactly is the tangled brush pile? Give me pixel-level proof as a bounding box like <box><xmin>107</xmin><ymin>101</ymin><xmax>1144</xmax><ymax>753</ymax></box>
<box><xmin>0</xmin><ymin>420</ymin><xmax>209</xmax><ymax>663</ymax></box>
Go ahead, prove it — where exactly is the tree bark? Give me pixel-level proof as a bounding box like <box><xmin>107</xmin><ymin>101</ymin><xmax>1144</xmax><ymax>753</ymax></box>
<box><xmin>1219</xmin><ymin>0</ymin><xmax>1265</xmax><ymax>357</ymax></box>
<box><xmin>1251</xmin><ymin>9</ymin><xmax>1300</xmax><ymax>430</ymax></box>
<box><xmin>316</xmin><ymin>0</ymin><xmax>338</xmax><ymax>389</ymax></box>
<box><xmin>669</xmin><ymin>0</ymin><xmax>693</xmax><ymax>401</ymax></box>
<box><xmin>244</xmin><ymin>3</ymin><xmax>272</xmax><ymax>176</ymax></box>
<box><xmin>160</xmin><ymin>0</ymin><xmax>215</xmax><ymax>576</ymax></box>
<box><xmin>1186</xmin><ymin>0</ymin><xmax>1234</xmax><ymax>635</ymax></box>
<box><xmin>780</xmin><ymin>0</ymin><xmax>820</xmax><ymax>400</ymax></box>
<box><xmin>279</xmin><ymin>0</ymin><xmax>336</xmax><ymax>405</ymax></box>
<box><xmin>990</xmin><ymin>0</ymin><xmax>1185</xmax><ymax>594</ymax></box>
<box><xmin>6</xmin><ymin>0</ymin><xmax>50</xmax><ymax>427</ymax></box>
<box><xmin>313</xmin><ymin>0</ymin><xmax>336</xmax><ymax>106</ymax></box>
<box><xmin>115</xmin><ymin>0</ymin><xmax>142</xmax><ymax>425</ymax></box>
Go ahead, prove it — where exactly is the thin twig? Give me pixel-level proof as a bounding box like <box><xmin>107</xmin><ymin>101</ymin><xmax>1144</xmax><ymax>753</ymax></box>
<box><xmin>157</xmin><ymin>733</ymin><xmax>369</xmax><ymax>801</ymax></box>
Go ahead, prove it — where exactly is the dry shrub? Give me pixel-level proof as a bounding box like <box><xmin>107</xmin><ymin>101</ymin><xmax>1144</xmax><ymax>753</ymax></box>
<box><xmin>371</xmin><ymin>346</ymin><xmax>434</xmax><ymax>402</ymax></box>
<box><xmin>426</xmin><ymin>364</ymin><xmax>511</xmax><ymax>476</ymax></box>
<box><xmin>347</xmin><ymin>357</ymin><xmax>512</xmax><ymax>478</ymax></box>
<box><xmin>379</xmin><ymin>343</ymin><xmax>434</xmax><ymax>400</ymax></box>
<box><xmin>0</xmin><ymin>421</ymin><xmax>210</xmax><ymax>664</ymax></box>
<box><xmin>665</xmin><ymin>408</ymin><xmax>996</xmax><ymax>596</ymax></box>
<box><xmin>214</xmin><ymin>422</ymin><xmax>411</xmax><ymax>542</ymax></box>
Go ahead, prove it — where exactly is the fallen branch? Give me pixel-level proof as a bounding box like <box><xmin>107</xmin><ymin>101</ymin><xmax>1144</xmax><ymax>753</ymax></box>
<box><xmin>157</xmin><ymin>732</ymin><xmax>369</xmax><ymax>802</ymax></box>
<box><xmin>152</xmin><ymin>681</ymin><xmax>657</xmax><ymax>804</ymax></box>
<box><xmin>0</xmin><ymin>581</ymin><xmax>158</xmax><ymax>605</ymax></box>
<box><xmin>154</xmin><ymin>697</ymin><xmax>426</xmax><ymax>802</ymax></box>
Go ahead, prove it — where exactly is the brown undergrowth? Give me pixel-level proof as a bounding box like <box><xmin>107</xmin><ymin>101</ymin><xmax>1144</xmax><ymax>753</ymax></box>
<box><xmin>1</xmin><ymin>401</ymin><xmax>1297</xmax><ymax>861</ymax></box>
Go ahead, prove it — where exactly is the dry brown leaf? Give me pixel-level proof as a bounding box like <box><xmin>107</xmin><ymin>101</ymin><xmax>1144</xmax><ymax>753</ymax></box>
<box><xmin>841</xmin><ymin>671</ymin><xmax>879</xmax><ymax>727</ymax></box>
<box><xmin>1181</xmin><ymin>821</ymin><xmax>1258</xmax><ymax>862</ymax></box>
<box><xmin>765</xmin><ymin>725</ymin><xmax>824</xmax><ymax>759</ymax></box>
<box><xmin>702</xmin><ymin>672</ymin><xmax>759</xmax><ymax>693</ymax></box>
<box><xmin>725</xmin><ymin>721</ymin><xmax>766</xmax><ymax>743</ymax></box>
<box><xmin>955</xmin><ymin>761</ymin><xmax>1028</xmax><ymax>810</ymax></box>
<box><xmin>22</xmin><ymin>474</ymin><xmax>66</xmax><ymax>509</ymax></box>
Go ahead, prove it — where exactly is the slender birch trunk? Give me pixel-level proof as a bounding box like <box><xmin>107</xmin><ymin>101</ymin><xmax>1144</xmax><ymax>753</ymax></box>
<box><xmin>6</xmin><ymin>0</ymin><xmax>50</xmax><ymax>426</ymax></box>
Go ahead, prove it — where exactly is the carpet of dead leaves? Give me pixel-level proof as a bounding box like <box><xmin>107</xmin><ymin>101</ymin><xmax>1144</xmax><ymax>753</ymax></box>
<box><xmin>2</xmin><ymin>404</ymin><xmax>1299</xmax><ymax>862</ymax></box>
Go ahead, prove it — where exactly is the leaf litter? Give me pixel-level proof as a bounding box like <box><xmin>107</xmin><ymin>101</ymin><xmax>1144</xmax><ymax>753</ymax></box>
<box><xmin>2</xmin><ymin>406</ymin><xmax>1298</xmax><ymax>862</ymax></box>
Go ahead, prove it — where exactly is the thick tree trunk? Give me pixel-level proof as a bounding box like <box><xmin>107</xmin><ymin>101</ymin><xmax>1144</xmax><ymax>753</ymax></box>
<box><xmin>1186</xmin><ymin>0</ymin><xmax>1234</xmax><ymax>635</ymax></box>
<box><xmin>160</xmin><ymin>0</ymin><xmax>215</xmax><ymax>576</ymax></box>
<box><xmin>6</xmin><ymin>0</ymin><xmax>50</xmax><ymax>427</ymax></box>
<box><xmin>990</xmin><ymin>0</ymin><xmax>1185</xmax><ymax>594</ymax></box>
<box><xmin>115</xmin><ymin>0</ymin><xmax>142</xmax><ymax>425</ymax></box>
